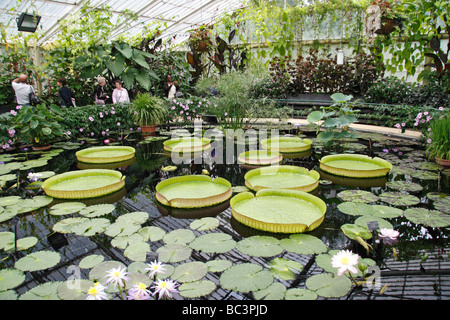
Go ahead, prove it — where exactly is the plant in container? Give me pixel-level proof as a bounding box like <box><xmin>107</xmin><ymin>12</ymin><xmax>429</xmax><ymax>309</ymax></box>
<box><xmin>129</xmin><ymin>93</ymin><xmax>169</xmax><ymax>134</ymax></box>
<box><xmin>11</xmin><ymin>104</ymin><xmax>66</xmax><ymax>150</ymax></box>
<box><xmin>188</xmin><ymin>24</ymin><xmax>215</xmax><ymax>53</ymax></box>
<box><xmin>426</xmin><ymin>115</ymin><xmax>450</xmax><ymax>166</ymax></box>
<box><xmin>372</xmin><ymin>0</ymin><xmax>405</xmax><ymax>35</ymax></box>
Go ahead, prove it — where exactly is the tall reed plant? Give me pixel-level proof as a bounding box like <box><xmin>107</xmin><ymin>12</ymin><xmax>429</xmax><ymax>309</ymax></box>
<box><xmin>427</xmin><ymin>115</ymin><xmax>450</xmax><ymax>160</ymax></box>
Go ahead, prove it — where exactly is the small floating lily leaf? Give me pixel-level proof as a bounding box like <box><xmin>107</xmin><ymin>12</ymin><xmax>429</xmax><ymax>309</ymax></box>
<box><xmin>0</xmin><ymin>231</ymin><xmax>15</xmax><ymax>249</ymax></box>
<box><xmin>189</xmin><ymin>233</ymin><xmax>236</xmax><ymax>254</ymax></box>
<box><xmin>267</xmin><ymin>258</ymin><xmax>303</xmax><ymax>280</ymax></box>
<box><xmin>337</xmin><ymin>190</ymin><xmax>379</xmax><ymax>203</ymax></box>
<box><xmin>337</xmin><ymin>202</ymin><xmax>376</xmax><ymax>216</ymax></box>
<box><xmin>280</xmin><ymin>234</ymin><xmax>327</xmax><ymax>255</ymax></box>
<box><xmin>36</xmin><ymin>171</ymin><xmax>56</xmax><ymax>179</ymax></box>
<box><xmin>434</xmin><ymin>198</ymin><xmax>450</xmax><ymax>214</ymax></box>
<box><xmin>124</xmin><ymin>242</ymin><xmax>151</xmax><ymax>262</ymax></box>
<box><xmin>379</xmin><ymin>192</ymin><xmax>420</xmax><ymax>207</ymax></box>
<box><xmin>57</xmin><ymin>279</ymin><xmax>94</xmax><ymax>300</ymax></box>
<box><xmin>49</xmin><ymin>202</ymin><xmax>87</xmax><ymax>216</ymax></box>
<box><xmin>426</xmin><ymin>192</ymin><xmax>450</xmax><ymax>201</ymax></box>
<box><xmin>370</xmin><ymin>205</ymin><xmax>404</xmax><ymax>218</ymax></box>
<box><xmin>0</xmin><ymin>174</ymin><xmax>16</xmax><ymax>183</ymax></box>
<box><xmin>172</xmin><ymin>261</ymin><xmax>208</xmax><ymax>283</ymax></box>
<box><xmin>236</xmin><ymin>236</ymin><xmax>282</xmax><ymax>257</ymax></box>
<box><xmin>253</xmin><ymin>282</ymin><xmax>287</xmax><ymax>300</ymax></box>
<box><xmin>206</xmin><ymin>260</ymin><xmax>233</xmax><ymax>273</ymax></box>
<box><xmin>0</xmin><ymin>269</ymin><xmax>26</xmax><ymax>291</ymax></box>
<box><xmin>71</xmin><ymin>218</ymin><xmax>110</xmax><ymax>236</ymax></box>
<box><xmin>79</xmin><ymin>204</ymin><xmax>115</xmax><ymax>218</ymax></box>
<box><xmin>79</xmin><ymin>255</ymin><xmax>105</xmax><ymax>269</ymax></box>
<box><xmin>111</xmin><ymin>233</ymin><xmax>144</xmax><ymax>250</ymax></box>
<box><xmin>0</xmin><ymin>290</ymin><xmax>17</xmax><ymax>300</ymax></box>
<box><xmin>285</xmin><ymin>288</ymin><xmax>318</xmax><ymax>300</ymax></box>
<box><xmin>17</xmin><ymin>195</ymin><xmax>53</xmax><ymax>213</ymax></box>
<box><xmin>20</xmin><ymin>159</ymin><xmax>48</xmax><ymax>170</ymax></box>
<box><xmin>53</xmin><ymin>217</ymin><xmax>88</xmax><ymax>234</ymax></box>
<box><xmin>341</xmin><ymin>223</ymin><xmax>372</xmax><ymax>240</ymax></box>
<box><xmin>15</xmin><ymin>250</ymin><xmax>61</xmax><ymax>272</ymax></box>
<box><xmin>220</xmin><ymin>263</ymin><xmax>273</xmax><ymax>293</ymax></box>
<box><xmin>355</xmin><ymin>215</ymin><xmax>393</xmax><ymax>230</ymax></box>
<box><xmin>390</xmin><ymin>166</ymin><xmax>416</xmax><ymax>176</ymax></box>
<box><xmin>156</xmin><ymin>244</ymin><xmax>192</xmax><ymax>263</ymax></box>
<box><xmin>410</xmin><ymin>170</ymin><xmax>438</xmax><ymax>180</ymax></box>
<box><xmin>163</xmin><ymin>229</ymin><xmax>196</xmax><ymax>245</ymax></box>
<box><xmin>190</xmin><ymin>217</ymin><xmax>220</xmax><ymax>231</ymax></box>
<box><xmin>138</xmin><ymin>226</ymin><xmax>166</xmax><ymax>242</ymax></box>
<box><xmin>0</xmin><ymin>207</ymin><xmax>18</xmax><ymax>223</ymax></box>
<box><xmin>89</xmin><ymin>261</ymin><xmax>126</xmax><ymax>282</ymax></box>
<box><xmin>3</xmin><ymin>236</ymin><xmax>38</xmax><ymax>251</ymax></box>
<box><xmin>305</xmin><ymin>273</ymin><xmax>352</xmax><ymax>298</ymax></box>
<box><xmin>179</xmin><ymin>280</ymin><xmax>216</xmax><ymax>298</ymax></box>
<box><xmin>19</xmin><ymin>281</ymin><xmax>62</xmax><ymax>300</ymax></box>
<box><xmin>404</xmin><ymin>208</ymin><xmax>450</xmax><ymax>228</ymax></box>
<box><xmin>105</xmin><ymin>221</ymin><xmax>141</xmax><ymax>238</ymax></box>
<box><xmin>386</xmin><ymin>181</ymin><xmax>423</xmax><ymax>192</ymax></box>
<box><xmin>0</xmin><ymin>196</ymin><xmax>21</xmax><ymax>207</ymax></box>
<box><xmin>411</xmin><ymin>162</ymin><xmax>443</xmax><ymax>171</ymax></box>
<box><xmin>116</xmin><ymin>211</ymin><xmax>148</xmax><ymax>225</ymax></box>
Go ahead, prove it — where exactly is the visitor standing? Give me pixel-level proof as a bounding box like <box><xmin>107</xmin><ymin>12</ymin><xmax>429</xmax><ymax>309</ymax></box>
<box><xmin>164</xmin><ymin>75</ymin><xmax>180</xmax><ymax>99</ymax></box>
<box><xmin>11</xmin><ymin>74</ymin><xmax>35</xmax><ymax>106</ymax></box>
<box><xmin>112</xmin><ymin>80</ymin><xmax>130</xmax><ymax>104</ymax></box>
<box><xmin>56</xmin><ymin>78</ymin><xmax>75</xmax><ymax>107</ymax></box>
<box><xmin>92</xmin><ymin>77</ymin><xmax>109</xmax><ymax>105</ymax></box>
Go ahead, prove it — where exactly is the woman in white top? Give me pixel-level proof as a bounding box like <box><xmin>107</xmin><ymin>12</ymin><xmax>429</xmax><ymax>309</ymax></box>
<box><xmin>112</xmin><ymin>80</ymin><xmax>130</xmax><ymax>104</ymax></box>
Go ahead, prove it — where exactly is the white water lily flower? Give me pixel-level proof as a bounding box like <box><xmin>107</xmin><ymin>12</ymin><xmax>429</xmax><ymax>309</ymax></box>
<box><xmin>331</xmin><ymin>249</ymin><xmax>359</xmax><ymax>276</ymax></box>
<box><xmin>127</xmin><ymin>282</ymin><xmax>151</xmax><ymax>300</ymax></box>
<box><xmin>27</xmin><ymin>172</ymin><xmax>42</xmax><ymax>182</ymax></box>
<box><xmin>104</xmin><ymin>266</ymin><xmax>130</xmax><ymax>290</ymax></box>
<box><xmin>378</xmin><ymin>228</ymin><xmax>400</xmax><ymax>244</ymax></box>
<box><xmin>86</xmin><ymin>282</ymin><xmax>108</xmax><ymax>300</ymax></box>
<box><xmin>145</xmin><ymin>260</ymin><xmax>167</xmax><ymax>278</ymax></box>
<box><xmin>151</xmin><ymin>279</ymin><xmax>179</xmax><ymax>300</ymax></box>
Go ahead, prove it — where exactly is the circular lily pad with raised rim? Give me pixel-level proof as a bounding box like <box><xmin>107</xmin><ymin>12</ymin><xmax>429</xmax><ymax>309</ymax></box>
<box><xmin>163</xmin><ymin>137</ymin><xmax>211</xmax><ymax>153</ymax></box>
<box><xmin>237</xmin><ymin>150</ymin><xmax>283</xmax><ymax>167</ymax></box>
<box><xmin>260</xmin><ymin>136</ymin><xmax>312</xmax><ymax>153</ymax></box>
<box><xmin>320</xmin><ymin>154</ymin><xmax>392</xmax><ymax>178</ymax></box>
<box><xmin>156</xmin><ymin>175</ymin><xmax>232</xmax><ymax>208</ymax></box>
<box><xmin>76</xmin><ymin>146</ymin><xmax>135</xmax><ymax>164</ymax></box>
<box><xmin>244</xmin><ymin>165</ymin><xmax>320</xmax><ymax>192</ymax></box>
<box><xmin>42</xmin><ymin>169</ymin><xmax>125</xmax><ymax>199</ymax></box>
<box><xmin>230</xmin><ymin>189</ymin><xmax>327</xmax><ymax>233</ymax></box>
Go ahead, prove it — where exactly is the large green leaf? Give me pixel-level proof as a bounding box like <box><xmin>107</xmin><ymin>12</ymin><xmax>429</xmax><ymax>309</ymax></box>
<box><xmin>179</xmin><ymin>280</ymin><xmax>216</xmax><ymax>298</ymax></box>
<box><xmin>132</xmin><ymin>49</ymin><xmax>150</xmax><ymax>69</ymax></box>
<box><xmin>105</xmin><ymin>56</ymin><xmax>125</xmax><ymax>77</ymax></box>
<box><xmin>172</xmin><ymin>262</ymin><xmax>208</xmax><ymax>283</ymax></box>
<box><xmin>279</xmin><ymin>234</ymin><xmax>327</xmax><ymax>255</ymax></box>
<box><xmin>121</xmin><ymin>67</ymin><xmax>138</xmax><ymax>89</ymax></box>
<box><xmin>220</xmin><ymin>263</ymin><xmax>273</xmax><ymax>293</ymax></box>
<box><xmin>189</xmin><ymin>233</ymin><xmax>236</xmax><ymax>254</ymax></box>
<box><xmin>305</xmin><ymin>273</ymin><xmax>352</xmax><ymax>298</ymax></box>
<box><xmin>135</xmin><ymin>69</ymin><xmax>152</xmax><ymax>91</ymax></box>
<box><xmin>114</xmin><ymin>42</ymin><xmax>133</xmax><ymax>59</ymax></box>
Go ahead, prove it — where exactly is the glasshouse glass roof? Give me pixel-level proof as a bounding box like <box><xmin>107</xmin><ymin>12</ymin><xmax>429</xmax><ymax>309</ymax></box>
<box><xmin>0</xmin><ymin>0</ymin><xmax>245</xmax><ymax>45</ymax></box>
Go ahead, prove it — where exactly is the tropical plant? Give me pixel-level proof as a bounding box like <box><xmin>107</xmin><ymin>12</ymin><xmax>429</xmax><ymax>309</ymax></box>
<box><xmin>0</xmin><ymin>112</ymin><xmax>14</xmax><ymax>150</ymax></box>
<box><xmin>426</xmin><ymin>115</ymin><xmax>450</xmax><ymax>161</ymax></box>
<box><xmin>306</xmin><ymin>93</ymin><xmax>359</xmax><ymax>144</ymax></box>
<box><xmin>129</xmin><ymin>93</ymin><xmax>168</xmax><ymax>127</ymax></box>
<box><xmin>11</xmin><ymin>104</ymin><xmax>66</xmax><ymax>147</ymax></box>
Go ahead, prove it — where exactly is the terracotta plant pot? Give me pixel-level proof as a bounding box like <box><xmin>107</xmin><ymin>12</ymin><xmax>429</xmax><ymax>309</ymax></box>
<box><xmin>435</xmin><ymin>158</ymin><xmax>450</xmax><ymax>167</ymax></box>
<box><xmin>32</xmin><ymin>145</ymin><xmax>51</xmax><ymax>151</ymax></box>
<box><xmin>141</xmin><ymin>125</ymin><xmax>157</xmax><ymax>134</ymax></box>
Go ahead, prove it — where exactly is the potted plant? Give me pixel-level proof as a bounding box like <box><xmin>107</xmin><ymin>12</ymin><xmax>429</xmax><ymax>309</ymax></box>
<box><xmin>426</xmin><ymin>115</ymin><xmax>450</xmax><ymax>166</ymax></box>
<box><xmin>372</xmin><ymin>0</ymin><xmax>405</xmax><ymax>35</ymax></box>
<box><xmin>11</xmin><ymin>104</ymin><xmax>66</xmax><ymax>150</ymax></box>
<box><xmin>129</xmin><ymin>93</ymin><xmax>169</xmax><ymax>134</ymax></box>
<box><xmin>188</xmin><ymin>24</ymin><xmax>215</xmax><ymax>53</ymax></box>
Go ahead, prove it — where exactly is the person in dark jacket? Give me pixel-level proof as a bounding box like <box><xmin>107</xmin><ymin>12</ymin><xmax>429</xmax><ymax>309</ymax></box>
<box><xmin>56</xmin><ymin>78</ymin><xmax>75</xmax><ymax>107</ymax></box>
<box><xmin>93</xmin><ymin>77</ymin><xmax>109</xmax><ymax>105</ymax></box>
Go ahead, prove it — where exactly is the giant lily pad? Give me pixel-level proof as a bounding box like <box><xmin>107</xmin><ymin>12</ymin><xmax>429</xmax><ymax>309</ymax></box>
<box><xmin>220</xmin><ymin>263</ymin><xmax>273</xmax><ymax>293</ymax></box>
<box><xmin>231</xmin><ymin>189</ymin><xmax>327</xmax><ymax>234</ymax></box>
<box><xmin>404</xmin><ymin>208</ymin><xmax>450</xmax><ymax>228</ymax></box>
<box><xmin>260</xmin><ymin>136</ymin><xmax>312</xmax><ymax>153</ymax></box>
<box><xmin>42</xmin><ymin>169</ymin><xmax>125</xmax><ymax>199</ymax></box>
<box><xmin>156</xmin><ymin>175</ymin><xmax>232</xmax><ymax>208</ymax></box>
<box><xmin>244</xmin><ymin>165</ymin><xmax>320</xmax><ymax>192</ymax></box>
<box><xmin>238</xmin><ymin>150</ymin><xmax>283</xmax><ymax>167</ymax></box>
<box><xmin>76</xmin><ymin>146</ymin><xmax>135</xmax><ymax>164</ymax></box>
<box><xmin>379</xmin><ymin>192</ymin><xmax>420</xmax><ymax>207</ymax></box>
<box><xmin>163</xmin><ymin>137</ymin><xmax>211</xmax><ymax>153</ymax></box>
<box><xmin>320</xmin><ymin>154</ymin><xmax>392</xmax><ymax>178</ymax></box>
